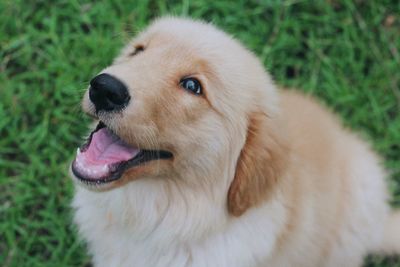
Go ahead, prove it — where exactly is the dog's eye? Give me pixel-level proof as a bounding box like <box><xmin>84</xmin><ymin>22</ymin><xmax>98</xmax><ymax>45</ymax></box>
<box><xmin>129</xmin><ymin>45</ymin><xmax>144</xmax><ymax>57</ymax></box>
<box><xmin>180</xmin><ymin>78</ymin><xmax>202</xmax><ymax>95</ymax></box>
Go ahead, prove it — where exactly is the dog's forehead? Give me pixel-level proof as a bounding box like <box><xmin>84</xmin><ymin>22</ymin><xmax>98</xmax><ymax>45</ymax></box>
<box><xmin>136</xmin><ymin>18</ymin><xmax>236</xmax><ymax>58</ymax></box>
<box><xmin>145</xmin><ymin>18</ymin><xmax>226</xmax><ymax>42</ymax></box>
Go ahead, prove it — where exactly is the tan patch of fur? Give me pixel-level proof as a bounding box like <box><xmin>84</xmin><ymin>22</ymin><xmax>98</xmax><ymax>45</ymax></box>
<box><xmin>228</xmin><ymin>112</ymin><xmax>288</xmax><ymax>216</ymax></box>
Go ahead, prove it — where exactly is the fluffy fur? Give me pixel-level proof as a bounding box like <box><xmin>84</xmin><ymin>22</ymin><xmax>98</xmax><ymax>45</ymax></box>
<box><xmin>71</xmin><ymin>17</ymin><xmax>400</xmax><ymax>267</ymax></box>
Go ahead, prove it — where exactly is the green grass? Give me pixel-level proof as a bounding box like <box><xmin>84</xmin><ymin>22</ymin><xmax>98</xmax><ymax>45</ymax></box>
<box><xmin>0</xmin><ymin>0</ymin><xmax>399</xmax><ymax>266</ymax></box>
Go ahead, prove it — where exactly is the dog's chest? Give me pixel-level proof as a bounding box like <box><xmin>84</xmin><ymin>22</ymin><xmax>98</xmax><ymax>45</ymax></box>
<box><xmin>73</xmin><ymin>188</ymin><xmax>287</xmax><ymax>267</ymax></box>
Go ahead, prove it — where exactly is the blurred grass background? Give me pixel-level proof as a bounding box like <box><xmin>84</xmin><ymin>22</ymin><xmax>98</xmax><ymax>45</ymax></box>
<box><xmin>0</xmin><ymin>0</ymin><xmax>399</xmax><ymax>266</ymax></box>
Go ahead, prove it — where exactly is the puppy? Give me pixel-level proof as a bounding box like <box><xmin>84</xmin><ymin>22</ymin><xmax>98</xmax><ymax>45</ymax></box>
<box><xmin>70</xmin><ymin>17</ymin><xmax>400</xmax><ymax>267</ymax></box>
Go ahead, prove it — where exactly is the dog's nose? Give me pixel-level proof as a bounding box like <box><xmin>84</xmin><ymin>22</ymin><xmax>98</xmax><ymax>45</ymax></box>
<box><xmin>89</xmin><ymin>73</ymin><xmax>130</xmax><ymax>112</ymax></box>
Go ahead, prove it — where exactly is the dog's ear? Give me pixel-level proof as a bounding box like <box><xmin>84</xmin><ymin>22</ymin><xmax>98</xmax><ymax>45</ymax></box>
<box><xmin>228</xmin><ymin>112</ymin><xmax>287</xmax><ymax>216</ymax></box>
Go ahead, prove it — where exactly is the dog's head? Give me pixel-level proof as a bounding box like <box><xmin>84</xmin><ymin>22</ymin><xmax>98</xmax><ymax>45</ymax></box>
<box><xmin>71</xmin><ymin>17</ymin><xmax>287</xmax><ymax>216</ymax></box>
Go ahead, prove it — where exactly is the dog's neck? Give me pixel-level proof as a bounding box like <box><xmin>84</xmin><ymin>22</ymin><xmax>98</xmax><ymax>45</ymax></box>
<box><xmin>73</xmin><ymin>168</ymin><xmax>231</xmax><ymax>242</ymax></box>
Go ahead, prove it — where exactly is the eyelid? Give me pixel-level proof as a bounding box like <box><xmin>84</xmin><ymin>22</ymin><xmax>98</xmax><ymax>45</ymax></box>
<box><xmin>179</xmin><ymin>76</ymin><xmax>197</xmax><ymax>86</ymax></box>
<box><xmin>180</xmin><ymin>74</ymin><xmax>200</xmax><ymax>82</ymax></box>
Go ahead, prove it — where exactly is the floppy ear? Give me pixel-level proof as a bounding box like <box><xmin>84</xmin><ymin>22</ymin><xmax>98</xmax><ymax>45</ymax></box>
<box><xmin>228</xmin><ymin>112</ymin><xmax>287</xmax><ymax>216</ymax></box>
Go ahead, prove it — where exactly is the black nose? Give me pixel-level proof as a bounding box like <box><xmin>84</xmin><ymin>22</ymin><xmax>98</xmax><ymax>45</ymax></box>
<box><xmin>89</xmin><ymin>73</ymin><xmax>130</xmax><ymax>112</ymax></box>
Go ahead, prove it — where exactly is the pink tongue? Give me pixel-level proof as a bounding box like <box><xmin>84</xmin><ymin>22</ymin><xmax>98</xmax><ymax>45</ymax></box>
<box><xmin>83</xmin><ymin>128</ymin><xmax>139</xmax><ymax>164</ymax></box>
<box><xmin>74</xmin><ymin>128</ymin><xmax>140</xmax><ymax>179</ymax></box>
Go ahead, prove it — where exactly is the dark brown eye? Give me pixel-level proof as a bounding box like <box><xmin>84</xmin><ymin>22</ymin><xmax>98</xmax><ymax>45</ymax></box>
<box><xmin>129</xmin><ymin>45</ymin><xmax>144</xmax><ymax>56</ymax></box>
<box><xmin>180</xmin><ymin>78</ymin><xmax>202</xmax><ymax>95</ymax></box>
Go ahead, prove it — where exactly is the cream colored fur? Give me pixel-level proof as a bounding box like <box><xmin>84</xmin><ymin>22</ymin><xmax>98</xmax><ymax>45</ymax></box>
<box><xmin>71</xmin><ymin>17</ymin><xmax>399</xmax><ymax>267</ymax></box>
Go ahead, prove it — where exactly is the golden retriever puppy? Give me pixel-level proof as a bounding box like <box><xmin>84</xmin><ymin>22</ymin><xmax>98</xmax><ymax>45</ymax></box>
<box><xmin>70</xmin><ymin>17</ymin><xmax>400</xmax><ymax>267</ymax></box>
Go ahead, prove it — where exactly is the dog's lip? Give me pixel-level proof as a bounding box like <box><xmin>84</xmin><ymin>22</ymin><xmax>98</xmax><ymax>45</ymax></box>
<box><xmin>71</xmin><ymin>121</ymin><xmax>173</xmax><ymax>185</ymax></box>
<box><xmin>72</xmin><ymin>149</ymin><xmax>173</xmax><ymax>185</ymax></box>
<box><xmin>79</xmin><ymin>121</ymin><xmax>106</xmax><ymax>152</ymax></box>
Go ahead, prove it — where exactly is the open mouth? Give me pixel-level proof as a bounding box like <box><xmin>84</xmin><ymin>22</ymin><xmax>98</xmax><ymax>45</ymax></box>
<box><xmin>71</xmin><ymin>122</ymin><xmax>173</xmax><ymax>185</ymax></box>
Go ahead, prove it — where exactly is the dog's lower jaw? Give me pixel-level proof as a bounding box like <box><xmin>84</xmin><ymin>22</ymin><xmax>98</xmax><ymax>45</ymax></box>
<box><xmin>72</xmin><ymin>175</ymin><xmax>286</xmax><ymax>267</ymax></box>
